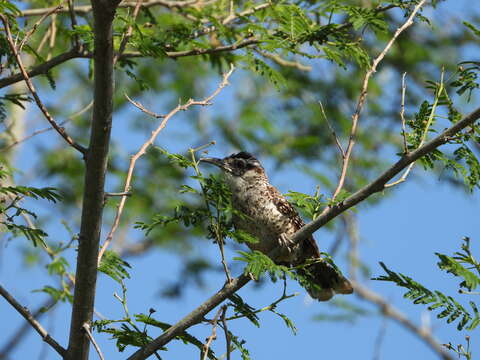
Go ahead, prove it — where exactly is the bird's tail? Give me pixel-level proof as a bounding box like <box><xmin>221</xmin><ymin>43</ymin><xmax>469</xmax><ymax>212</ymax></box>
<box><xmin>297</xmin><ymin>259</ymin><xmax>353</xmax><ymax>301</ymax></box>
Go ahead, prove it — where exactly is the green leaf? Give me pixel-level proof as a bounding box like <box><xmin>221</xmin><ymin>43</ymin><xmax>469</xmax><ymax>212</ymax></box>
<box><xmin>99</xmin><ymin>250</ymin><xmax>131</xmax><ymax>284</ymax></box>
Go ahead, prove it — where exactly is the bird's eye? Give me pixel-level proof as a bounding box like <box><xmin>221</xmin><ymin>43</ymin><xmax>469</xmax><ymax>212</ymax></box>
<box><xmin>234</xmin><ymin>159</ymin><xmax>245</xmax><ymax>168</ymax></box>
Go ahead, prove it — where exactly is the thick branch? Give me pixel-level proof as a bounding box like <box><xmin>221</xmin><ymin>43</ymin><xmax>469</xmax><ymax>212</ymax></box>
<box><xmin>0</xmin><ymin>48</ymin><xmax>88</xmax><ymax>89</ymax></box>
<box><xmin>0</xmin><ymin>284</ymin><xmax>66</xmax><ymax>357</ymax></box>
<box><xmin>0</xmin><ymin>40</ymin><xmax>255</xmax><ymax>89</ymax></box>
<box><xmin>126</xmin><ymin>275</ymin><xmax>250</xmax><ymax>360</ymax></box>
<box><xmin>19</xmin><ymin>0</ymin><xmax>205</xmax><ymax>16</ymax></box>
<box><xmin>66</xmin><ymin>2</ymin><xmax>120</xmax><ymax>359</ymax></box>
<box><xmin>290</xmin><ymin>106</ymin><xmax>480</xmax><ymax>246</ymax></box>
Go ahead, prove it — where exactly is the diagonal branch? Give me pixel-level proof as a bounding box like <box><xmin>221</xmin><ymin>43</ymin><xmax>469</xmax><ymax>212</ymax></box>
<box><xmin>97</xmin><ymin>64</ymin><xmax>235</xmax><ymax>263</ymax></box>
<box><xmin>290</xmin><ymin>106</ymin><xmax>480</xmax><ymax>246</ymax></box>
<box><xmin>0</xmin><ymin>284</ymin><xmax>66</xmax><ymax>357</ymax></box>
<box><xmin>0</xmin><ymin>15</ymin><xmax>87</xmax><ymax>155</ymax></box>
<box><xmin>125</xmin><ymin>105</ymin><xmax>480</xmax><ymax>360</ymax></box>
<box><xmin>327</xmin><ymin>0</ymin><xmax>427</xmax><ymax>206</ymax></box>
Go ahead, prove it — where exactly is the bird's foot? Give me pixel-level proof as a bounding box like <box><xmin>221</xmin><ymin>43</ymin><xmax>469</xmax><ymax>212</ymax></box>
<box><xmin>279</xmin><ymin>234</ymin><xmax>295</xmax><ymax>254</ymax></box>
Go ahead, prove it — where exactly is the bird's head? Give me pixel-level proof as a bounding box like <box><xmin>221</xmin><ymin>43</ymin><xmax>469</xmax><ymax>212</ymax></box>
<box><xmin>200</xmin><ymin>152</ymin><xmax>266</xmax><ymax>188</ymax></box>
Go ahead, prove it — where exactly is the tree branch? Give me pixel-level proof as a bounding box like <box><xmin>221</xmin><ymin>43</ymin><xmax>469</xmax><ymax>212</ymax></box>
<box><xmin>98</xmin><ymin>64</ymin><xmax>235</xmax><ymax>263</ymax></box>
<box><xmin>66</xmin><ymin>2</ymin><xmax>120</xmax><ymax>359</ymax></box>
<box><xmin>126</xmin><ymin>275</ymin><xmax>251</xmax><ymax>360</ymax></box>
<box><xmin>0</xmin><ymin>48</ymin><xmax>88</xmax><ymax>89</ymax></box>
<box><xmin>327</xmin><ymin>0</ymin><xmax>427</xmax><ymax>205</ymax></box>
<box><xmin>0</xmin><ymin>284</ymin><xmax>66</xmax><ymax>357</ymax></box>
<box><xmin>0</xmin><ymin>15</ymin><xmax>87</xmax><ymax>155</ymax></box>
<box><xmin>290</xmin><ymin>106</ymin><xmax>480</xmax><ymax>247</ymax></box>
<box><xmin>125</xmin><ymin>105</ymin><xmax>480</xmax><ymax>359</ymax></box>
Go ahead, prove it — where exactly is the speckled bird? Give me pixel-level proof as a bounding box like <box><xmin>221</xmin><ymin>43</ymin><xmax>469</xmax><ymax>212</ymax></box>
<box><xmin>200</xmin><ymin>151</ymin><xmax>353</xmax><ymax>301</ymax></box>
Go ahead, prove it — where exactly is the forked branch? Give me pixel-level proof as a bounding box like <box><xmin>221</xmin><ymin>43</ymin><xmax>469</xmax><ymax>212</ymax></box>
<box><xmin>97</xmin><ymin>64</ymin><xmax>235</xmax><ymax>263</ymax></box>
<box><xmin>327</xmin><ymin>0</ymin><xmax>427</xmax><ymax>206</ymax></box>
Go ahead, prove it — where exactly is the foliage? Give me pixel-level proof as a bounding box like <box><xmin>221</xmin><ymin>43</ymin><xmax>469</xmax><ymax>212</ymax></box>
<box><xmin>0</xmin><ymin>168</ymin><xmax>62</xmax><ymax>247</ymax></box>
<box><xmin>374</xmin><ymin>238</ymin><xmax>480</xmax><ymax>331</ymax></box>
<box><xmin>1</xmin><ymin>0</ymin><xmax>480</xmax><ymax>359</ymax></box>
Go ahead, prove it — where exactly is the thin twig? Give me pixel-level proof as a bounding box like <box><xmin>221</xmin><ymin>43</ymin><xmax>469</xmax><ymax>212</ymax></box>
<box><xmin>124</xmin><ymin>94</ymin><xmax>165</xmax><ymax>118</ymax></box>
<box><xmin>385</xmin><ymin>70</ymin><xmax>444</xmax><ymax>188</ymax></box>
<box><xmin>318</xmin><ymin>101</ymin><xmax>344</xmax><ymax>156</ymax></box>
<box><xmin>97</xmin><ymin>64</ymin><xmax>235</xmax><ymax>264</ymax></box>
<box><xmin>47</xmin><ymin>13</ymin><xmax>58</xmax><ymax>60</ymax></box>
<box><xmin>67</xmin><ymin>0</ymin><xmax>80</xmax><ymax>48</ymax></box>
<box><xmin>325</xmin><ymin>0</ymin><xmax>427</xmax><ymax>207</ymax></box>
<box><xmin>105</xmin><ymin>191</ymin><xmax>132</xmax><ymax>197</ymax></box>
<box><xmin>201</xmin><ymin>307</ymin><xmax>223</xmax><ymax>360</ymax></box>
<box><xmin>0</xmin><ymin>284</ymin><xmax>66</xmax><ymax>357</ymax></box>
<box><xmin>400</xmin><ymin>72</ymin><xmax>408</xmax><ymax>154</ymax></box>
<box><xmin>83</xmin><ymin>323</ymin><xmax>105</xmax><ymax>360</ymax></box>
<box><xmin>114</xmin><ymin>0</ymin><xmax>143</xmax><ymax>64</ymax></box>
<box><xmin>18</xmin><ymin>3</ymin><xmax>64</xmax><ymax>52</ymax></box>
<box><xmin>220</xmin><ymin>306</ymin><xmax>231</xmax><ymax>360</ymax></box>
<box><xmin>0</xmin><ymin>15</ymin><xmax>87</xmax><ymax>155</ymax></box>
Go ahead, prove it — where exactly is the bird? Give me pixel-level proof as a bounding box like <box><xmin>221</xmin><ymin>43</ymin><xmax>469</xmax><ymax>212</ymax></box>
<box><xmin>200</xmin><ymin>151</ymin><xmax>353</xmax><ymax>301</ymax></box>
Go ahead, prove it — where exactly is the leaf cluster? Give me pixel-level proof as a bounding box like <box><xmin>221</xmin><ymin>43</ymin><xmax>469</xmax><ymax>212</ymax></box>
<box><xmin>374</xmin><ymin>238</ymin><xmax>480</xmax><ymax>331</ymax></box>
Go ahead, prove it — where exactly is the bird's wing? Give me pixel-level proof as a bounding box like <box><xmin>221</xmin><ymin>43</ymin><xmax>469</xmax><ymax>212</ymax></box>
<box><xmin>267</xmin><ymin>185</ymin><xmax>321</xmax><ymax>258</ymax></box>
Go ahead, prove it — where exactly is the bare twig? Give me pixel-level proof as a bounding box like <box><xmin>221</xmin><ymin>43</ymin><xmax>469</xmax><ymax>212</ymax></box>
<box><xmin>326</xmin><ymin>0</ymin><xmax>427</xmax><ymax>207</ymax></box>
<box><xmin>400</xmin><ymin>72</ymin><xmax>408</xmax><ymax>154</ymax></box>
<box><xmin>220</xmin><ymin>306</ymin><xmax>231</xmax><ymax>360</ymax></box>
<box><xmin>201</xmin><ymin>307</ymin><xmax>223</xmax><ymax>360</ymax></box>
<box><xmin>354</xmin><ymin>282</ymin><xmax>452</xmax><ymax>360</ymax></box>
<box><xmin>318</xmin><ymin>101</ymin><xmax>345</xmax><ymax>157</ymax></box>
<box><xmin>83</xmin><ymin>323</ymin><xmax>105</xmax><ymax>360</ymax></box>
<box><xmin>0</xmin><ymin>284</ymin><xmax>66</xmax><ymax>357</ymax></box>
<box><xmin>105</xmin><ymin>191</ymin><xmax>132</xmax><ymax>197</ymax></box>
<box><xmin>0</xmin><ymin>15</ymin><xmax>87</xmax><ymax>155</ymax></box>
<box><xmin>18</xmin><ymin>4</ymin><xmax>64</xmax><ymax>52</ymax></box>
<box><xmin>124</xmin><ymin>94</ymin><xmax>165</xmax><ymax>118</ymax></box>
<box><xmin>97</xmin><ymin>64</ymin><xmax>235</xmax><ymax>264</ymax></box>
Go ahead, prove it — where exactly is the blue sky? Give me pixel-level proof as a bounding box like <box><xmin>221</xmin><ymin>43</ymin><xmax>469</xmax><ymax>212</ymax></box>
<box><xmin>1</xmin><ymin>1</ymin><xmax>480</xmax><ymax>359</ymax></box>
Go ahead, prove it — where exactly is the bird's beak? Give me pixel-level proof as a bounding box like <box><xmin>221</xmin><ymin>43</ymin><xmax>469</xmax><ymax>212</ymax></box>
<box><xmin>199</xmin><ymin>157</ymin><xmax>226</xmax><ymax>169</ymax></box>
